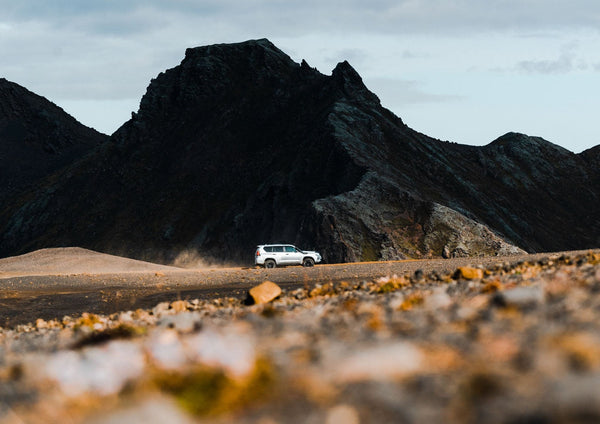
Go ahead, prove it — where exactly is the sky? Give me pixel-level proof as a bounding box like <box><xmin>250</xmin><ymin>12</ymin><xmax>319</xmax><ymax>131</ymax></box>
<box><xmin>1</xmin><ymin>1</ymin><xmax>599</xmax><ymax>153</ymax></box>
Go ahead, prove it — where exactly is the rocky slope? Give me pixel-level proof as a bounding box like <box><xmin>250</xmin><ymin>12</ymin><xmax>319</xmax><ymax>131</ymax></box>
<box><xmin>0</xmin><ymin>78</ymin><xmax>107</xmax><ymax>204</ymax></box>
<box><xmin>0</xmin><ymin>39</ymin><xmax>598</xmax><ymax>264</ymax></box>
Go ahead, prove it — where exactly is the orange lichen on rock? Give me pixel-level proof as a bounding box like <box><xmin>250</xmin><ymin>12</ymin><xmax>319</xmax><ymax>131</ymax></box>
<box><xmin>454</xmin><ymin>267</ymin><xmax>484</xmax><ymax>280</ymax></box>
<box><xmin>248</xmin><ymin>281</ymin><xmax>282</xmax><ymax>304</ymax></box>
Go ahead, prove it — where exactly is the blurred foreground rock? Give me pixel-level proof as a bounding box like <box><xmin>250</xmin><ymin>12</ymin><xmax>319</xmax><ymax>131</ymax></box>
<box><xmin>247</xmin><ymin>281</ymin><xmax>282</xmax><ymax>305</ymax></box>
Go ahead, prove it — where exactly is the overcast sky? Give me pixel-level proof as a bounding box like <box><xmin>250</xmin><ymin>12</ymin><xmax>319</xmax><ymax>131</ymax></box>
<box><xmin>1</xmin><ymin>1</ymin><xmax>599</xmax><ymax>152</ymax></box>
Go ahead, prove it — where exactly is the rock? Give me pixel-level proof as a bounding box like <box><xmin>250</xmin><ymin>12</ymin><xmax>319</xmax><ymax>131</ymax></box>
<box><xmin>88</xmin><ymin>395</ymin><xmax>196</xmax><ymax>424</ymax></box>
<box><xmin>493</xmin><ymin>285</ymin><xmax>544</xmax><ymax>308</ymax></box>
<box><xmin>157</xmin><ymin>312</ymin><xmax>201</xmax><ymax>333</ymax></box>
<box><xmin>152</xmin><ymin>302</ymin><xmax>171</xmax><ymax>316</ymax></box>
<box><xmin>35</xmin><ymin>319</ymin><xmax>48</xmax><ymax>330</ymax></box>
<box><xmin>329</xmin><ymin>342</ymin><xmax>423</xmax><ymax>383</ymax></box>
<box><xmin>118</xmin><ymin>311</ymin><xmax>134</xmax><ymax>323</ymax></box>
<box><xmin>146</xmin><ymin>329</ymin><xmax>188</xmax><ymax>370</ymax></box>
<box><xmin>442</xmin><ymin>245</ymin><xmax>451</xmax><ymax>259</ymax></box>
<box><xmin>549</xmin><ymin>374</ymin><xmax>600</xmax><ymax>421</ymax></box>
<box><xmin>456</xmin><ymin>294</ymin><xmax>489</xmax><ymax>320</ymax></box>
<box><xmin>454</xmin><ymin>267</ymin><xmax>484</xmax><ymax>280</ymax></box>
<box><xmin>184</xmin><ymin>325</ymin><xmax>256</xmax><ymax>378</ymax></box>
<box><xmin>170</xmin><ymin>300</ymin><xmax>189</xmax><ymax>313</ymax></box>
<box><xmin>43</xmin><ymin>340</ymin><xmax>145</xmax><ymax>396</ymax></box>
<box><xmin>247</xmin><ymin>281</ymin><xmax>282</xmax><ymax>305</ymax></box>
<box><xmin>326</xmin><ymin>404</ymin><xmax>360</xmax><ymax>424</ymax></box>
<box><xmin>425</xmin><ymin>287</ymin><xmax>452</xmax><ymax>310</ymax></box>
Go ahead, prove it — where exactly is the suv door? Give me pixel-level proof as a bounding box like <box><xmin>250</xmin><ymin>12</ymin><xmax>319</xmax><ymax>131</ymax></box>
<box><xmin>271</xmin><ymin>245</ymin><xmax>285</xmax><ymax>264</ymax></box>
<box><xmin>282</xmin><ymin>245</ymin><xmax>303</xmax><ymax>265</ymax></box>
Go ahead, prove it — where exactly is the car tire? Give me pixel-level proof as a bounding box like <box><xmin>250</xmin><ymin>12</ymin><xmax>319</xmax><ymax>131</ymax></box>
<box><xmin>264</xmin><ymin>259</ymin><xmax>276</xmax><ymax>269</ymax></box>
<box><xmin>302</xmin><ymin>257</ymin><xmax>315</xmax><ymax>267</ymax></box>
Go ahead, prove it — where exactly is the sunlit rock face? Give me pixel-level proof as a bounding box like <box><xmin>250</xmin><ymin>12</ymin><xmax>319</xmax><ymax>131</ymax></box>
<box><xmin>0</xmin><ymin>40</ymin><xmax>598</xmax><ymax>263</ymax></box>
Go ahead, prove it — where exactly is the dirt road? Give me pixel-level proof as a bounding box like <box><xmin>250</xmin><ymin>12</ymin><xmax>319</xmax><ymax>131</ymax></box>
<box><xmin>1</xmin><ymin>249</ymin><xmax>588</xmax><ymax>327</ymax></box>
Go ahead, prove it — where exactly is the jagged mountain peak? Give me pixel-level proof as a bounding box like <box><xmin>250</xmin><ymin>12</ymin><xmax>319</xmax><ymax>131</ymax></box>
<box><xmin>489</xmin><ymin>131</ymin><xmax>572</xmax><ymax>155</ymax></box>
<box><xmin>0</xmin><ymin>77</ymin><xmax>19</xmax><ymax>90</ymax></box>
<box><xmin>130</xmin><ymin>38</ymin><xmax>329</xmax><ymax>129</ymax></box>
<box><xmin>580</xmin><ymin>144</ymin><xmax>600</xmax><ymax>162</ymax></box>
<box><xmin>332</xmin><ymin>60</ymin><xmax>361</xmax><ymax>81</ymax></box>
<box><xmin>183</xmin><ymin>38</ymin><xmax>297</xmax><ymax>70</ymax></box>
<box><xmin>0</xmin><ymin>77</ymin><xmax>108</xmax><ymax>204</ymax></box>
<box><xmin>331</xmin><ymin>60</ymin><xmax>380</xmax><ymax>105</ymax></box>
<box><xmin>0</xmin><ymin>78</ymin><xmax>60</xmax><ymax>117</ymax></box>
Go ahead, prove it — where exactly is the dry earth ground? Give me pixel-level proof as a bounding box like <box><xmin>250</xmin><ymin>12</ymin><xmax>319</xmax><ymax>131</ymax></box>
<box><xmin>0</xmin><ymin>247</ymin><xmax>581</xmax><ymax>327</ymax></box>
<box><xmin>1</xmin><ymin>247</ymin><xmax>600</xmax><ymax>423</ymax></box>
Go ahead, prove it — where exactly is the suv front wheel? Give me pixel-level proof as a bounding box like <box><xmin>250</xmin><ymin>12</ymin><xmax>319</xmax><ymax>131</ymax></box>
<box><xmin>264</xmin><ymin>259</ymin><xmax>276</xmax><ymax>269</ymax></box>
<box><xmin>302</xmin><ymin>257</ymin><xmax>315</xmax><ymax>267</ymax></box>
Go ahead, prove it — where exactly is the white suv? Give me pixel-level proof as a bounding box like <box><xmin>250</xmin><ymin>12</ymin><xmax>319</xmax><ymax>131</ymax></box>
<box><xmin>255</xmin><ymin>244</ymin><xmax>322</xmax><ymax>268</ymax></box>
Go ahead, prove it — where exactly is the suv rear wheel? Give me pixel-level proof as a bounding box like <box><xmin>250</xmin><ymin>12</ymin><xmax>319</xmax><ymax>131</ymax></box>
<box><xmin>264</xmin><ymin>259</ymin><xmax>276</xmax><ymax>269</ymax></box>
<box><xmin>302</xmin><ymin>257</ymin><xmax>315</xmax><ymax>267</ymax></box>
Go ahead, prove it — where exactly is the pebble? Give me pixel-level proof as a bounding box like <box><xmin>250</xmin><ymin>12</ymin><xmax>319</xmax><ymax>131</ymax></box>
<box><xmin>43</xmin><ymin>340</ymin><xmax>145</xmax><ymax>396</ymax></box>
<box><xmin>152</xmin><ymin>302</ymin><xmax>171</xmax><ymax>316</ymax></box>
<box><xmin>146</xmin><ymin>329</ymin><xmax>188</xmax><ymax>370</ymax></box>
<box><xmin>118</xmin><ymin>311</ymin><xmax>133</xmax><ymax>323</ymax></box>
<box><xmin>425</xmin><ymin>287</ymin><xmax>452</xmax><ymax>310</ymax></box>
<box><xmin>550</xmin><ymin>374</ymin><xmax>600</xmax><ymax>420</ymax></box>
<box><xmin>326</xmin><ymin>404</ymin><xmax>360</xmax><ymax>424</ymax></box>
<box><xmin>493</xmin><ymin>285</ymin><xmax>544</xmax><ymax>308</ymax></box>
<box><xmin>157</xmin><ymin>312</ymin><xmax>201</xmax><ymax>333</ymax></box>
<box><xmin>89</xmin><ymin>396</ymin><xmax>196</xmax><ymax>424</ymax></box>
<box><xmin>35</xmin><ymin>319</ymin><xmax>48</xmax><ymax>330</ymax></box>
<box><xmin>170</xmin><ymin>300</ymin><xmax>189</xmax><ymax>313</ymax></box>
<box><xmin>248</xmin><ymin>281</ymin><xmax>282</xmax><ymax>304</ymax></box>
<box><xmin>329</xmin><ymin>342</ymin><xmax>423</xmax><ymax>383</ymax></box>
<box><xmin>184</xmin><ymin>325</ymin><xmax>256</xmax><ymax>378</ymax></box>
<box><xmin>454</xmin><ymin>266</ymin><xmax>484</xmax><ymax>280</ymax></box>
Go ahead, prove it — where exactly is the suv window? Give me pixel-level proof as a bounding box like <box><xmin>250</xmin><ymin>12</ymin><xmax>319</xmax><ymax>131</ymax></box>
<box><xmin>273</xmin><ymin>246</ymin><xmax>284</xmax><ymax>252</ymax></box>
<box><xmin>264</xmin><ymin>246</ymin><xmax>274</xmax><ymax>252</ymax></box>
<box><xmin>285</xmin><ymin>246</ymin><xmax>295</xmax><ymax>252</ymax></box>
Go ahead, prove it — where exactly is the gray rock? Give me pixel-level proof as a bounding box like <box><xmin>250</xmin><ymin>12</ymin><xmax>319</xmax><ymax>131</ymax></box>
<box><xmin>549</xmin><ymin>374</ymin><xmax>600</xmax><ymax>421</ymax></box>
<box><xmin>152</xmin><ymin>302</ymin><xmax>170</xmax><ymax>317</ymax></box>
<box><xmin>89</xmin><ymin>396</ymin><xmax>195</xmax><ymax>424</ymax></box>
<box><xmin>493</xmin><ymin>285</ymin><xmax>544</xmax><ymax>308</ymax></box>
<box><xmin>327</xmin><ymin>342</ymin><xmax>423</xmax><ymax>383</ymax></box>
<box><xmin>425</xmin><ymin>287</ymin><xmax>452</xmax><ymax>310</ymax></box>
<box><xmin>157</xmin><ymin>312</ymin><xmax>201</xmax><ymax>333</ymax></box>
<box><xmin>42</xmin><ymin>340</ymin><xmax>145</xmax><ymax>397</ymax></box>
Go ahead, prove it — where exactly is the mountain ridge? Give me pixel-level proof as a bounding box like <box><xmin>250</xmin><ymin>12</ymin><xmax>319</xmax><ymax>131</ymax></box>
<box><xmin>0</xmin><ymin>39</ymin><xmax>598</xmax><ymax>263</ymax></box>
<box><xmin>0</xmin><ymin>78</ymin><xmax>108</xmax><ymax>204</ymax></box>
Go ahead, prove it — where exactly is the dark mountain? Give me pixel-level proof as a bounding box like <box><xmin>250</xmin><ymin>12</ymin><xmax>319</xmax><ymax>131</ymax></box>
<box><xmin>0</xmin><ymin>39</ymin><xmax>598</xmax><ymax>264</ymax></box>
<box><xmin>0</xmin><ymin>78</ymin><xmax>108</xmax><ymax>204</ymax></box>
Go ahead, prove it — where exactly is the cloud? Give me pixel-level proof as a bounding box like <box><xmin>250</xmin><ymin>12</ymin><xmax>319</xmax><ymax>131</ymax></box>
<box><xmin>515</xmin><ymin>41</ymin><xmax>592</xmax><ymax>74</ymax></box>
<box><xmin>517</xmin><ymin>52</ymin><xmax>575</xmax><ymax>74</ymax></box>
<box><xmin>366</xmin><ymin>78</ymin><xmax>463</xmax><ymax>107</ymax></box>
<box><xmin>3</xmin><ymin>1</ymin><xmax>600</xmax><ymax>38</ymax></box>
<box><xmin>325</xmin><ymin>49</ymin><xmax>368</xmax><ymax>66</ymax></box>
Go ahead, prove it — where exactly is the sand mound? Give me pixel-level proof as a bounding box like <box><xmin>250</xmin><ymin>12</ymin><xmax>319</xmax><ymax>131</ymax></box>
<box><xmin>0</xmin><ymin>247</ymin><xmax>179</xmax><ymax>278</ymax></box>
